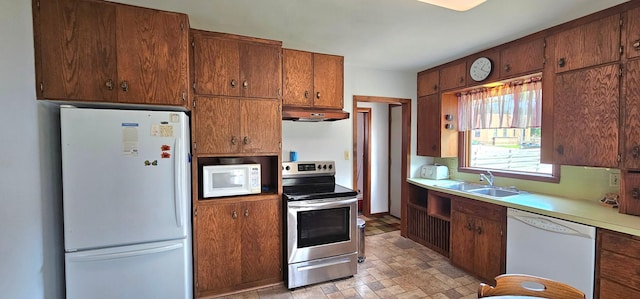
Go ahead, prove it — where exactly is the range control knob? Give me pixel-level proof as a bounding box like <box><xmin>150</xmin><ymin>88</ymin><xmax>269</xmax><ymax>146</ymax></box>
<box><xmin>317</xmin><ymin>164</ymin><xmax>322</xmax><ymax>170</ymax></box>
<box><xmin>328</xmin><ymin>164</ymin><xmax>333</xmax><ymax>170</ymax></box>
<box><xmin>323</xmin><ymin>165</ymin><xmax>327</xmax><ymax>169</ymax></box>
<box><xmin>285</xmin><ymin>166</ymin><xmax>290</xmax><ymax>171</ymax></box>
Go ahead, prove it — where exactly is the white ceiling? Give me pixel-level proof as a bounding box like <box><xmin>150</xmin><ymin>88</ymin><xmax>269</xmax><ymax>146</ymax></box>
<box><xmin>115</xmin><ymin>0</ymin><xmax>629</xmax><ymax>72</ymax></box>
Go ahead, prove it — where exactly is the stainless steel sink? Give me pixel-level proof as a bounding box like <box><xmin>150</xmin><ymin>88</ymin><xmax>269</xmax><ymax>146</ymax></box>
<box><xmin>469</xmin><ymin>188</ymin><xmax>520</xmax><ymax>197</ymax></box>
<box><xmin>442</xmin><ymin>182</ymin><xmax>486</xmax><ymax>191</ymax></box>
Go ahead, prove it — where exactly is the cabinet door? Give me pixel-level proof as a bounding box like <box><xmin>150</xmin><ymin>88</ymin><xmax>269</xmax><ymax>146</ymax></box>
<box><xmin>240</xmin><ymin>199</ymin><xmax>282</xmax><ymax>284</ymax></box>
<box><xmin>620</xmin><ymin>172</ymin><xmax>640</xmax><ymax>216</ymax></box>
<box><xmin>240</xmin><ymin>99</ymin><xmax>281</xmax><ymax>154</ymax></box>
<box><xmin>194</xmin><ymin>97</ymin><xmax>240</xmax><ymax>155</ymax></box>
<box><xmin>627</xmin><ymin>7</ymin><xmax>640</xmax><ymax>59</ymax></box>
<box><xmin>473</xmin><ymin>217</ymin><xmax>504</xmax><ymax>282</ymax></box>
<box><xmin>418</xmin><ymin>70</ymin><xmax>439</xmax><ymax>97</ymax></box>
<box><xmin>239</xmin><ymin>42</ymin><xmax>281</xmax><ymax>99</ymax></box>
<box><xmin>195</xmin><ymin>203</ymin><xmax>242</xmax><ymax>294</ymax></box>
<box><xmin>116</xmin><ymin>6</ymin><xmax>188</xmax><ymax>105</ymax></box>
<box><xmin>624</xmin><ymin>59</ymin><xmax>640</xmax><ymax>169</ymax></box>
<box><xmin>553</xmin><ymin>64</ymin><xmax>619</xmax><ymax>167</ymax></box>
<box><xmin>417</xmin><ymin>95</ymin><xmax>440</xmax><ymax>157</ymax></box>
<box><xmin>450</xmin><ymin>210</ymin><xmax>475</xmax><ymax>274</ymax></box>
<box><xmin>313</xmin><ymin>53</ymin><xmax>344</xmax><ymax>109</ymax></box>
<box><xmin>36</xmin><ymin>0</ymin><xmax>117</xmax><ymax>101</ymax></box>
<box><xmin>193</xmin><ymin>35</ymin><xmax>241</xmax><ymax>97</ymax></box>
<box><xmin>439</xmin><ymin>62</ymin><xmax>466</xmax><ymax>91</ymax></box>
<box><xmin>554</xmin><ymin>14</ymin><xmax>621</xmax><ymax>73</ymax></box>
<box><xmin>500</xmin><ymin>38</ymin><xmax>544</xmax><ymax>78</ymax></box>
<box><xmin>282</xmin><ymin>49</ymin><xmax>314</xmax><ymax>106</ymax></box>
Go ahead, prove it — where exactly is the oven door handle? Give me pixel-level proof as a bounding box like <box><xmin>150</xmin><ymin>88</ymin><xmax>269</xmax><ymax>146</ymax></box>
<box><xmin>288</xmin><ymin>197</ymin><xmax>357</xmax><ymax>209</ymax></box>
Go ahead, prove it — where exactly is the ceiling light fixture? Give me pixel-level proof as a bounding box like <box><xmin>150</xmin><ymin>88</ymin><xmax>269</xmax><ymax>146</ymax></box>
<box><xmin>418</xmin><ymin>0</ymin><xmax>486</xmax><ymax>11</ymax></box>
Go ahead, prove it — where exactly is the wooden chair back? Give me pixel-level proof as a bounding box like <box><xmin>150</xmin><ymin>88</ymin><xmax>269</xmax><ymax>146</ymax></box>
<box><xmin>478</xmin><ymin>274</ymin><xmax>586</xmax><ymax>299</ymax></box>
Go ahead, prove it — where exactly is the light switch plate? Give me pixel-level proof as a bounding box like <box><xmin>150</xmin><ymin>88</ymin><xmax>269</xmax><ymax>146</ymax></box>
<box><xmin>344</xmin><ymin>150</ymin><xmax>350</xmax><ymax>160</ymax></box>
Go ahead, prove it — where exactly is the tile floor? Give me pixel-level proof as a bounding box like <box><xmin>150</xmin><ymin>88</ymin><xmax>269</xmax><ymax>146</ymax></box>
<box><xmin>359</xmin><ymin>214</ymin><xmax>402</xmax><ymax>236</ymax></box>
<box><xmin>219</xmin><ymin>228</ymin><xmax>481</xmax><ymax>299</ymax></box>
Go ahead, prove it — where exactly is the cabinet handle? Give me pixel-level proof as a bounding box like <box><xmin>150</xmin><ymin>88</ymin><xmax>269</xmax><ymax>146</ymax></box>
<box><xmin>304</xmin><ymin>91</ymin><xmax>310</xmax><ymax>98</ymax></box>
<box><xmin>316</xmin><ymin>92</ymin><xmax>321</xmax><ymax>99</ymax></box>
<box><xmin>105</xmin><ymin>79</ymin><xmax>114</xmax><ymax>90</ymax></box>
<box><xmin>504</xmin><ymin>64</ymin><xmax>511</xmax><ymax>72</ymax></box>
<box><xmin>466</xmin><ymin>222</ymin><xmax>473</xmax><ymax>231</ymax></box>
<box><xmin>244</xmin><ymin>209</ymin><xmax>249</xmax><ymax>217</ymax></box>
<box><xmin>632</xmin><ymin>188</ymin><xmax>640</xmax><ymax>199</ymax></box>
<box><xmin>230</xmin><ymin>79</ymin><xmax>237</xmax><ymax>88</ymax></box>
<box><xmin>633</xmin><ymin>39</ymin><xmax>640</xmax><ymax>50</ymax></box>
<box><xmin>242</xmin><ymin>81</ymin><xmax>248</xmax><ymax>88</ymax></box>
<box><xmin>231</xmin><ymin>136</ymin><xmax>237</xmax><ymax>145</ymax></box>
<box><xmin>431</xmin><ymin>144</ymin><xmax>437</xmax><ymax>151</ymax></box>
<box><xmin>433</xmin><ymin>84</ymin><xmax>438</xmax><ymax>91</ymax></box>
<box><xmin>556</xmin><ymin>145</ymin><xmax>564</xmax><ymax>155</ymax></box>
<box><xmin>632</xmin><ymin>146</ymin><xmax>640</xmax><ymax>159</ymax></box>
<box><xmin>120</xmin><ymin>80</ymin><xmax>129</xmax><ymax>92</ymax></box>
<box><xmin>232</xmin><ymin>211</ymin><xmax>238</xmax><ymax>219</ymax></box>
<box><xmin>459</xmin><ymin>77</ymin><xmax>464</xmax><ymax>84</ymax></box>
<box><xmin>476</xmin><ymin>226</ymin><xmax>483</xmax><ymax>235</ymax></box>
<box><xmin>243</xmin><ymin>136</ymin><xmax>249</xmax><ymax>145</ymax></box>
<box><xmin>558</xmin><ymin>58</ymin><xmax>566</xmax><ymax>68</ymax></box>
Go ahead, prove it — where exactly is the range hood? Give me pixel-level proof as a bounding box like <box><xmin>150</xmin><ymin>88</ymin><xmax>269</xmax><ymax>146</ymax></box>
<box><xmin>282</xmin><ymin>107</ymin><xmax>350</xmax><ymax>122</ymax></box>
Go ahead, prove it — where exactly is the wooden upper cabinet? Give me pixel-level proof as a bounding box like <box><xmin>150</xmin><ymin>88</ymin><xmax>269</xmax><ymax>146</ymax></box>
<box><xmin>553</xmin><ymin>14</ymin><xmax>621</xmax><ymax>73</ymax></box>
<box><xmin>620</xmin><ymin>172</ymin><xmax>640</xmax><ymax>216</ymax></box>
<box><xmin>467</xmin><ymin>50</ymin><xmax>500</xmax><ymax>85</ymax></box>
<box><xmin>623</xmin><ymin>58</ymin><xmax>640</xmax><ymax>169</ymax></box>
<box><xmin>417</xmin><ymin>70</ymin><xmax>439</xmax><ymax>97</ymax></box>
<box><xmin>194</xmin><ymin>96</ymin><xmax>280</xmax><ymax>155</ymax></box>
<box><xmin>627</xmin><ymin>7</ymin><xmax>640</xmax><ymax>59</ymax></box>
<box><xmin>439</xmin><ymin>62</ymin><xmax>467</xmax><ymax>91</ymax></box>
<box><xmin>192</xmin><ymin>31</ymin><xmax>281</xmax><ymax>99</ymax></box>
<box><xmin>552</xmin><ymin>64</ymin><xmax>619</xmax><ymax>168</ymax></box>
<box><xmin>500</xmin><ymin>38</ymin><xmax>545</xmax><ymax>79</ymax></box>
<box><xmin>116</xmin><ymin>6</ymin><xmax>189</xmax><ymax>106</ymax></box>
<box><xmin>282</xmin><ymin>49</ymin><xmax>344</xmax><ymax>109</ymax></box>
<box><xmin>34</xmin><ymin>0</ymin><xmax>189</xmax><ymax>106</ymax></box>
<box><xmin>416</xmin><ymin>94</ymin><xmax>457</xmax><ymax>158</ymax></box>
<box><xmin>35</xmin><ymin>0</ymin><xmax>117</xmax><ymax>102</ymax></box>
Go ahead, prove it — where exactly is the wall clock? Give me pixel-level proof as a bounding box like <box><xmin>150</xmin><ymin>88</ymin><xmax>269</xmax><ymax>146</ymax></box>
<box><xmin>470</xmin><ymin>57</ymin><xmax>493</xmax><ymax>82</ymax></box>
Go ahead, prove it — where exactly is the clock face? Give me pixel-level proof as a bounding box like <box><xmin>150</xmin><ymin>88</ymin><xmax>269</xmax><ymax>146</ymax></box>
<box><xmin>470</xmin><ymin>57</ymin><xmax>492</xmax><ymax>82</ymax></box>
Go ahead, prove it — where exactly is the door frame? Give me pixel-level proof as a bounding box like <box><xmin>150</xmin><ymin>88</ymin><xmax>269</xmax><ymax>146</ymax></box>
<box><xmin>352</xmin><ymin>96</ymin><xmax>411</xmax><ymax>228</ymax></box>
<box><xmin>356</xmin><ymin>108</ymin><xmax>372</xmax><ymax>216</ymax></box>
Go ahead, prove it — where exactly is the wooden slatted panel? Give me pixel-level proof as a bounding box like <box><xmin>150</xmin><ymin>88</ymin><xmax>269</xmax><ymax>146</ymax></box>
<box><xmin>407</xmin><ymin>204</ymin><xmax>450</xmax><ymax>257</ymax></box>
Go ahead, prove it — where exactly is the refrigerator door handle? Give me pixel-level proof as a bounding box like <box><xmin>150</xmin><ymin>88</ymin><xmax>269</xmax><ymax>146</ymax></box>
<box><xmin>68</xmin><ymin>243</ymin><xmax>184</xmax><ymax>262</ymax></box>
<box><xmin>173</xmin><ymin>137</ymin><xmax>183</xmax><ymax>228</ymax></box>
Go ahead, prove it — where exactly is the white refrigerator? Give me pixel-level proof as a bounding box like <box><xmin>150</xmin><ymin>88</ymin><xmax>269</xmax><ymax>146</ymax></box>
<box><xmin>60</xmin><ymin>106</ymin><xmax>192</xmax><ymax>299</ymax></box>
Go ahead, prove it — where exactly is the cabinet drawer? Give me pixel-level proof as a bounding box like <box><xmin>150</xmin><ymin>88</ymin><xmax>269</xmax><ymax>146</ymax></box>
<box><xmin>452</xmin><ymin>197</ymin><xmax>504</xmax><ymax>221</ymax></box>
<box><xmin>599</xmin><ymin>278</ymin><xmax>640</xmax><ymax>299</ymax></box>
<box><xmin>600</xmin><ymin>250</ymin><xmax>640</xmax><ymax>290</ymax></box>
<box><xmin>600</xmin><ymin>229</ymin><xmax>640</xmax><ymax>258</ymax></box>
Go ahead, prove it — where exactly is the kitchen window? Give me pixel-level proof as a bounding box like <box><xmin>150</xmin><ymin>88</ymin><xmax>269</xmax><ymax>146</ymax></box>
<box><xmin>457</xmin><ymin>77</ymin><xmax>559</xmax><ymax>182</ymax></box>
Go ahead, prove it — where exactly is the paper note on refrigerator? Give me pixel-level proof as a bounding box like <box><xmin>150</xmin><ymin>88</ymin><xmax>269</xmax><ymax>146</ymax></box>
<box><xmin>122</xmin><ymin>123</ymin><xmax>139</xmax><ymax>156</ymax></box>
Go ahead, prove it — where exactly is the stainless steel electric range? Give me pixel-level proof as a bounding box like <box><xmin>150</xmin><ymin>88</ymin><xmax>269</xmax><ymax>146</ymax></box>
<box><xmin>282</xmin><ymin>161</ymin><xmax>359</xmax><ymax>289</ymax></box>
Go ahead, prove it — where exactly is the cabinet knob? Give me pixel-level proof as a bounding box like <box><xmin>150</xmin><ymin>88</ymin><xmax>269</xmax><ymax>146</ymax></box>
<box><xmin>304</xmin><ymin>91</ymin><xmax>310</xmax><ymax>98</ymax></box>
<box><xmin>556</xmin><ymin>145</ymin><xmax>564</xmax><ymax>155</ymax></box>
<box><xmin>431</xmin><ymin>144</ymin><xmax>437</xmax><ymax>151</ymax></box>
<box><xmin>632</xmin><ymin>188</ymin><xmax>640</xmax><ymax>199</ymax></box>
<box><xmin>242</xmin><ymin>81</ymin><xmax>248</xmax><ymax>88</ymax></box>
<box><xmin>232</xmin><ymin>211</ymin><xmax>238</xmax><ymax>219</ymax></box>
<box><xmin>632</xmin><ymin>146</ymin><xmax>640</xmax><ymax>159</ymax></box>
<box><xmin>316</xmin><ymin>92</ymin><xmax>321</xmax><ymax>99</ymax></box>
<box><xmin>244</xmin><ymin>209</ymin><xmax>249</xmax><ymax>217</ymax></box>
<box><xmin>444</xmin><ymin>124</ymin><xmax>454</xmax><ymax>130</ymax></box>
<box><xmin>466</xmin><ymin>222</ymin><xmax>473</xmax><ymax>231</ymax></box>
<box><xmin>243</xmin><ymin>136</ymin><xmax>249</xmax><ymax>145</ymax></box>
<box><xmin>504</xmin><ymin>64</ymin><xmax>511</xmax><ymax>72</ymax></box>
<box><xmin>476</xmin><ymin>226</ymin><xmax>483</xmax><ymax>235</ymax></box>
<box><xmin>558</xmin><ymin>58</ymin><xmax>566</xmax><ymax>68</ymax></box>
<box><xmin>230</xmin><ymin>79</ymin><xmax>237</xmax><ymax>88</ymax></box>
<box><xmin>105</xmin><ymin>79</ymin><xmax>114</xmax><ymax>90</ymax></box>
<box><xmin>120</xmin><ymin>80</ymin><xmax>129</xmax><ymax>92</ymax></box>
<box><xmin>231</xmin><ymin>136</ymin><xmax>237</xmax><ymax>145</ymax></box>
<box><xmin>433</xmin><ymin>84</ymin><xmax>438</xmax><ymax>91</ymax></box>
<box><xmin>459</xmin><ymin>77</ymin><xmax>464</xmax><ymax>84</ymax></box>
<box><xmin>633</xmin><ymin>39</ymin><xmax>640</xmax><ymax>50</ymax></box>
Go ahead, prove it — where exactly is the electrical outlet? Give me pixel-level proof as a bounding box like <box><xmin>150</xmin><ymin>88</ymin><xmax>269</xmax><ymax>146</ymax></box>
<box><xmin>610</xmin><ymin>173</ymin><xmax>620</xmax><ymax>187</ymax></box>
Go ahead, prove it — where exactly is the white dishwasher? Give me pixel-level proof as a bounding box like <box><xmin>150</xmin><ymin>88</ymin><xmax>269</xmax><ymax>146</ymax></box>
<box><xmin>506</xmin><ymin>208</ymin><xmax>595</xmax><ymax>299</ymax></box>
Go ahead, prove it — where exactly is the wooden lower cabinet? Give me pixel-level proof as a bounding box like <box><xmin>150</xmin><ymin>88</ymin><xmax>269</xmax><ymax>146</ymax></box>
<box><xmin>450</xmin><ymin>196</ymin><xmax>506</xmax><ymax>283</ymax></box>
<box><xmin>194</xmin><ymin>198</ymin><xmax>282</xmax><ymax>297</ymax></box>
<box><xmin>596</xmin><ymin>229</ymin><xmax>640</xmax><ymax>298</ymax></box>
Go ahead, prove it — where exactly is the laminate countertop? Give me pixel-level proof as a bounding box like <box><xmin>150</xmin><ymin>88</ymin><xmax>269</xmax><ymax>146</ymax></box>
<box><xmin>408</xmin><ymin>177</ymin><xmax>640</xmax><ymax>237</ymax></box>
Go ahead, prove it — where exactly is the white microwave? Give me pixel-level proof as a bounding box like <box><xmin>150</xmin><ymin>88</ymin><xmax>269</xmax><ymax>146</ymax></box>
<box><xmin>202</xmin><ymin>164</ymin><xmax>261</xmax><ymax>198</ymax></box>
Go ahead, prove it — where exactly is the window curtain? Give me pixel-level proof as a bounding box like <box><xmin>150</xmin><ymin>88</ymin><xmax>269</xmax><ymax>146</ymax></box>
<box><xmin>457</xmin><ymin>78</ymin><xmax>542</xmax><ymax>131</ymax></box>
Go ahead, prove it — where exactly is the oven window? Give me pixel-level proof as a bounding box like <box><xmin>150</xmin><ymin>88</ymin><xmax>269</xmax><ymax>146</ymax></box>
<box><xmin>297</xmin><ymin>207</ymin><xmax>350</xmax><ymax>248</ymax></box>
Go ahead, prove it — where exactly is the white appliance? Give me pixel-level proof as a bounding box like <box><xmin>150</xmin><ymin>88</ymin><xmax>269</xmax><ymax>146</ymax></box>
<box><xmin>202</xmin><ymin>164</ymin><xmax>261</xmax><ymax>198</ymax></box>
<box><xmin>61</xmin><ymin>107</ymin><xmax>192</xmax><ymax>299</ymax></box>
<box><xmin>507</xmin><ymin>208</ymin><xmax>595</xmax><ymax>299</ymax></box>
<box><xmin>420</xmin><ymin>164</ymin><xmax>449</xmax><ymax>180</ymax></box>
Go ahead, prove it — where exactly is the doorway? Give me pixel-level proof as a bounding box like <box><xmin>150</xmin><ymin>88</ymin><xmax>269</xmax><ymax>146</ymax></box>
<box><xmin>352</xmin><ymin>96</ymin><xmax>411</xmax><ymax>224</ymax></box>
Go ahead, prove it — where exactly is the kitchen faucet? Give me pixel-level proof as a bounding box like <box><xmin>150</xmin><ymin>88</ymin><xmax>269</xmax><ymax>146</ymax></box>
<box><xmin>479</xmin><ymin>171</ymin><xmax>495</xmax><ymax>187</ymax></box>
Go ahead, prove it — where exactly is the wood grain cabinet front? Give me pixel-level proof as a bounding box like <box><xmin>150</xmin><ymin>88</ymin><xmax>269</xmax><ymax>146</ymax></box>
<box><xmin>500</xmin><ymin>38</ymin><xmax>545</xmax><ymax>79</ymax></box>
<box><xmin>282</xmin><ymin>49</ymin><xmax>344</xmax><ymax>109</ymax></box>
<box><xmin>439</xmin><ymin>62</ymin><xmax>467</xmax><ymax>91</ymax></box>
<box><xmin>416</xmin><ymin>94</ymin><xmax>458</xmax><ymax>157</ymax></box>
<box><xmin>627</xmin><ymin>7</ymin><xmax>640</xmax><ymax>59</ymax></box>
<box><xmin>194</xmin><ymin>198</ymin><xmax>282</xmax><ymax>297</ymax></box>
<box><xmin>33</xmin><ymin>0</ymin><xmax>189</xmax><ymax>106</ymax></box>
<box><xmin>417</xmin><ymin>70</ymin><xmax>439</xmax><ymax>97</ymax></box>
<box><xmin>193</xmin><ymin>96</ymin><xmax>281</xmax><ymax>155</ymax></box>
<box><xmin>597</xmin><ymin>229</ymin><xmax>640</xmax><ymax>298</ymax></box>
<box><xmin>623</xmin><ymin>58</ymin><xmax>640</xmax><ymax>169</ymax></box>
